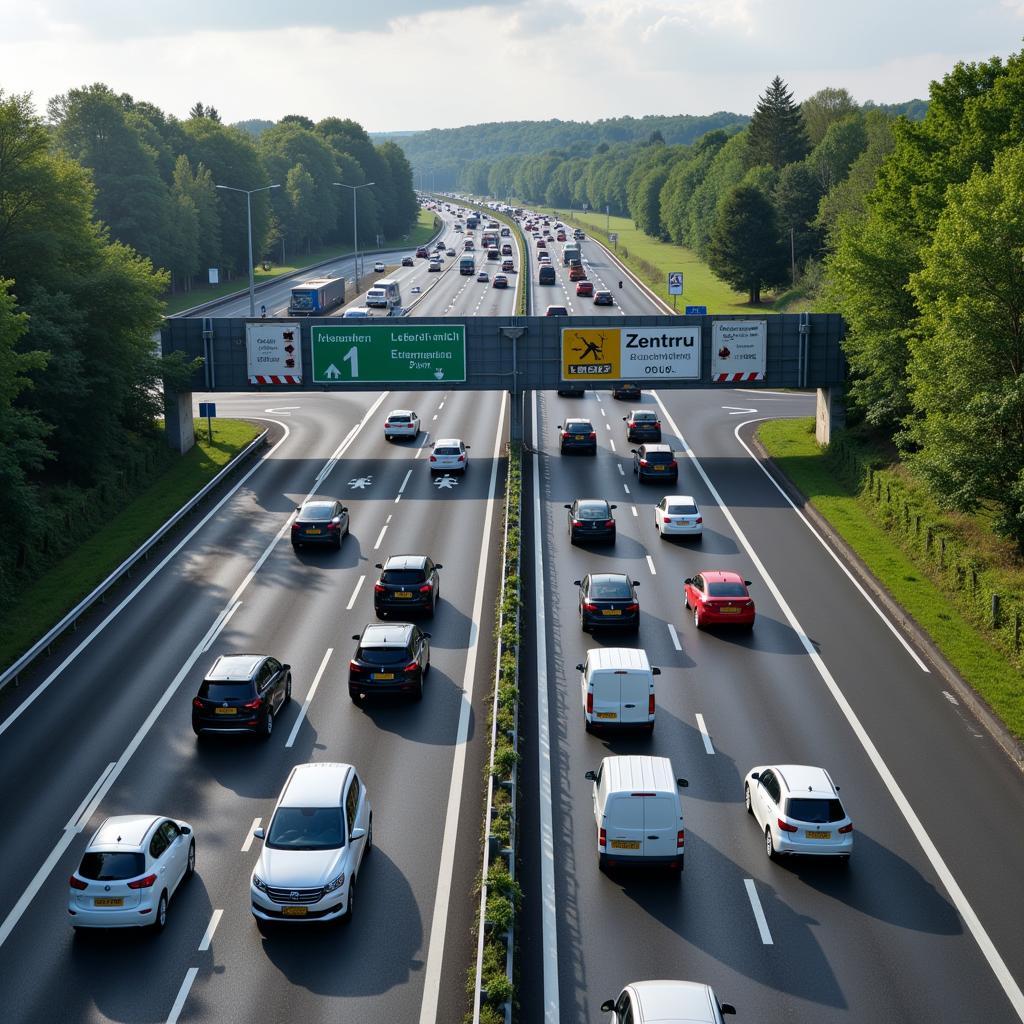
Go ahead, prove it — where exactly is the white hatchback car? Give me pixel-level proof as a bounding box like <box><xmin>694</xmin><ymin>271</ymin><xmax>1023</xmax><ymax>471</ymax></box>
<box><xmin>384</xmin><ymin>409</ymin><xmax>421</xmax><ymax>440</ymax></box>
<box><xmin>601</xmin><ymin>980</ymin><xmax>736</xmax><ymax>1022</ymax></box>
<box><xmin>373</xmin><ymin>261</ymin><xmax>386</xmax><ymax>273</ymax></box>
<box><xmin>68</xmin><ymin>815</ymin><xmax>195</xmax><ymax>932</ymax></box>
<box><xmin>251</xmin><ymin>762</ymin><xmax>372</xmax><ymax>926</ymax></box>
<box><xmin>655</xmin><ymin>495</ymin><xmax>703</xmax><ymax>539</ymax></box>
<box><xmin>745</xmin><ymin>764</ymin><xmax>853</xmax><ymax>862</ymax></box>
<box><xmin>429</xmin><ymin>438</ymin><xmax>470</xmax><ymax>474</ymax></box>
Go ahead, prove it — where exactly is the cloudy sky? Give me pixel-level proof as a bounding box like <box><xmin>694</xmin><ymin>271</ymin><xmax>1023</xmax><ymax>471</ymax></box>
<box><xmin>2</xmin><ymin>0</ymin><xmax>1022</xmax><ymax>130</ymax></box>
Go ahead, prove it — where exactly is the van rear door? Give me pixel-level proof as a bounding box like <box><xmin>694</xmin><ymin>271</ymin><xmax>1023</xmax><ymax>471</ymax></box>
<box><xmin>605</xmin><ymin>794</ymin><xmax>644</xmax><ymax>857</ymax></box>
<box><xmin>590</xmin><ymin>670</ymin><xmax>620</xmax><ymax>724</ymax></box>
<box><xmin>619</xmin><ymin>671</ymin><xmax>649</xmax><ymax>725</ymax></box>
<box><xmin>642</xmin><ymin>795</ymin><xmax>677</xmax><ymax>858</ymax></box>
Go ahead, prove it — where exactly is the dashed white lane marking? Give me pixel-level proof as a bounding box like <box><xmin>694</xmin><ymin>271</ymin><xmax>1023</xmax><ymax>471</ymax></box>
<box><xmin>198</xmin><ymin>909</ymin><xmax>223</xmax><ymax>952</ymax></box>
<box><xmin>285</xmin><ymin>647</ymin><xmax>334</xmax><ymax>749</ymax></box>
<box><xmin>667</xmin><ymin>624</ymin><xmax>682</xmax><ymax>651</ymax></box>
<box><xmin>696</xmin><ymin>713</ymin><xmax>715</xmax><ymax>754</ymax></box>
<box><xmin>241</xmin><ymin>818</ymin><xmax>262</xmax><ymax>853</ymax></box>
<box><xmin>166</xmin><ymin>967</ymin><xmax>199</xmax><ymax>1024</ymax></box>
<box><xmin>605</xmin><ymin>422</ymin><xmax>611</xmax><ymax>430</ymax></box>
<box><xmin>373</xmin><ymin>525</ymin><xmax>389</xmax><ymax>550</ymax></box>
<box><xmin>646</xmin><ymin>555</ymin><xmax>657</xmax><ymax>576</ymax></box>
<box><xmin>396</xmin><ymin>469</ymin><xmax>412</xmax><ymax>503</ymax></box>
<box><xmin>745</xmin><ymin>879</ymin><xmax>774</xmax><ymax>945</ymax></box>
<box><xmin>609</xmin><ymin>439</ymin><xmax>616</xmax><ymax>452</ymax></box>
<box><xmin>617</xmin><ymin>464</ymin><xmax>625</xmax><ymax>476</ymax></box>
<box><xmin>346</xmin><ymin>575</ymin><xmax>365</xmax><ymax>610</ymax></box>
<box><xmin>623</xmin><ymin>484</ymin><xmax>631</xmax><ymax>494</ymax></box>
<box><xmin>631</xmin><ymin>506</ymin><xmax>637</xmax><ymax>517</ymax></box>
<box><xmin>386</xmin><ymin>513</ymin><xmax>393</xmax><ymax>524</ymax></box>
<box><xmin>600</xmin><ymin>408</ymin><xmax>606</xmax><ymax>417</ymax></box>
<box><xmin>432</xmin><ymin>414</ymin><xmax>438</xmax><ymax>421</ymax></box>
<box><xmin>438</xmin><ymin>401</ymin><xmax>445</xmax><ymax>409</ymax></box>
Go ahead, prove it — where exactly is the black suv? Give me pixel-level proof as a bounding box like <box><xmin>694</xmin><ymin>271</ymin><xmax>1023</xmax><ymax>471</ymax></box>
<box><xmin>348</xmin><ymin>623</ymin><xmax>431</xmax><ymax>702</ymax></box>
<box><xmin>192</xmin><ymin>655</ymin><xmax>291</xmax><ymax>739</ymax></box>
<box><xmin>623</xmin><ymin>410</ymin><xmax>661</xmax><ymax>443</ymax></box>
<box><xmin>566</xmin><ymin>498</ymin><xmax>617</xmax><ymax>544</ymax></box>
<box><xmin>291</xmin><ymin>499</ymin><xmax>349</xmax><ymax>550</ymax></box>
<box><xmin>612</xmin><ymin>382</ymin><xmax>641</xmax><ymax>401</ymax></box>
<box><xmin>575</xmin><ymin>573</ymin><xmax>641</xmax><ymax>633</ymax></box>
<box><xmin>374</xmin><ymin>555</ymin><xmax>442</xmax><ymax>616</ymax></box>
<box><xmin>559</xmin><ymin>419</ymin><xmax>597</xmax><ymax>455</ymax></box>
<box><xmin>632</xmin><ymin>443</ymin><xmax>678</xmax><ymax>483</ymax></box>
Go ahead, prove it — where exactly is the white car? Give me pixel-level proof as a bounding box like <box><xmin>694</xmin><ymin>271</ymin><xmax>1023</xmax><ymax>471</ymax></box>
<box><xmin>69</xmin><ymin>815</ymin><xmax>195</xmax><ymax>932</ymax></box>
<box><xmin>429</xmin><ymin>438</ymin><xmax>470</xmax><ymax>474</ymax></box>
<box><xmin>384</xmin><ymin>409</ymin><xmax>421</xmax><ymax>440</ymax></box>
<box><xmin>373</xmin><ymin>261</ymin><xmax>385</xmax><ymax>273</ymax></box>
<box><xmin>655</xmin><ymin>496</ymin><xmax>703</xmax><ymax>539</ymax></box>
<box><xmin>745</xmin><ymin>764</ymin><xmax>853</xmax><ymax>862</ymax></box>
<box><xmin>251</xmin><ymin>762</ymin><xmax>371</xmax><ymax>926</ymax></box>
<box><xmin>601</xmin><ymin>980</ymin><xmax>736</xmax><ymax>1022</ymax></box>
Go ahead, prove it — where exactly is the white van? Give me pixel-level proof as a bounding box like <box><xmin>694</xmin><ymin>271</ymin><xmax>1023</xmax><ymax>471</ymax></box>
<box><xmin>366</xmin><ymin>278</ymin><xmax>402</xmax><ymax>309</ymax></box>
<box><xmin>577</xmin><ymin>647</ymin><xmax>659</xmax><ymax>733</ymax></box>
<box><xmin>585</xmin><ymin>755</ymin><xmax>688</xmax><ymax>872</ymax></box>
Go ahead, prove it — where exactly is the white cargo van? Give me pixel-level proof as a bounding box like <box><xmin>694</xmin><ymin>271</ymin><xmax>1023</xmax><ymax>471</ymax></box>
<box><xmin>585</xmin><ymin>755</ymin><xmax>688</xmax><ymax>872</ymax></box>
<box><xmin>577</xmin><ymin>647</ymin><xmax>659</xmax><ymax>733</ymax></box>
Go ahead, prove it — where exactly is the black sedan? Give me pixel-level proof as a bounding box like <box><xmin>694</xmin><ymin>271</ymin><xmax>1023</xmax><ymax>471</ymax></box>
<box><xmin>623</xmin><ymin>409</ymin><xmax>662</xmax><ymax>442</ymax></box>
<box><xmin>558</xmin><ymin>419</ymin><xmax>597</xmax><ymax>454</ymax></box>
<box><xmin>192</xmin><ymin>654</ymin><xmax>291</xmax><ymax>739</ymax></box>
<box><xmin>401</xmin><ymin>255</ymin><xmax>415</xmax><ymax>266</ymax></box>
<box><xmin>291</xmin><ymin>498</ymin><xmax>349</xmax><ymax>550</ymax></box>
<box><xmin>575</xmin><ymin>574</ymin><xmax>641</xmax><ymax>633</ymax></box>
<box><xmin>566</xmin><ymin>499</ymin><xmax>617</xmax><ymax>544</ymax></box>
<box><xmin>373</xmin><ymin>554</ymin><xmax>442</xmax><ymax>616</ymax></box>
<box><xmin>612</xmin><ymin>382</ymin><xmax>642</xmax><ymax>401</ymax></box>
<box><xmin>348</xmin><ymin>623</ymin><xmax>431</xmax><ymax>702</ymax></box>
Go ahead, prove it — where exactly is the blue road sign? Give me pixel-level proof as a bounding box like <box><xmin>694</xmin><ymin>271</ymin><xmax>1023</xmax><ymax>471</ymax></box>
<box><xmin>685</xmin><ymin>305</ymin><xmax>707</xmax><ymax>315</ymax></box>
<box><xmin>198</xmin><ymin>402</ymin><xmax>217</xmax><ymax>418</ymax></box>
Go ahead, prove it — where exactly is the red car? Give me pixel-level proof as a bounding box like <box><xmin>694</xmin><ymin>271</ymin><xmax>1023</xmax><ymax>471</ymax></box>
<box><xmin>576</xmin><ymin>281</ymin><xmax>594</xmax><ymax>297</ymax></box>
<box><xmin>684</xmin><ymin>571</ymin><xmax>755</xmax><ymax>630</ymax></box>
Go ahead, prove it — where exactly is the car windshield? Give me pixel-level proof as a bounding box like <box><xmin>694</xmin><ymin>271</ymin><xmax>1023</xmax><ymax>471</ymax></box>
<box><xmin>667</xmin><ymin>504</ymin><xmax>699</xmax><ymax>515</ymax></box>
<box><xmin>267</xmin><ymin>807</ymin><xmax>345</xmax><ymax>850</ymax></box>
<box><xmin>199</xmin><ymin>681</ymin><xmax>254</xmax><ymax>701</ymax></box>
<box><xmin>644</xmin><ymin>450</ymin><xmax>673</xmax><ymax>463</ymax></box>
<box><xmin>568</xmin><ymin>422</ymin><xmax>593</xmax><ymax>434</ymax></box>
<box><xmin>707</xmin><ymin>582</ymin><xmax>748</xmax><ymax>597</ymax></box>
<box><xmin>786</xmin><ymin>798</ymin><xmax>845</xmax><ymax>824</ymax></box>
<box><xmin>434</xmin><ymin>446</ymin><xmax>460</xmax><ymax>455</ymax></box>
<box><xmin>381</xmin><ymin>569</ymin><xmax>425</xmax><ymax>585</ymax></box>
<box><xmin>357</xmin><ymin>646</ymin><xmax>411</xmax><ymax>665</ymax></box>
<box><xmin>577</xmin><ymin>503</ymin><xmax>610</xmax><ymax>520</ymax></box>
<box><xmin>78</xmin><ymin>851</ymin><xmax>146</xmax><ymax>881</ymax></box>
<box><xmin>633</xmin><ymin>412</ymin><xmax>656</xmax><ymax>422</ymax></box>
<box><xmin>300</xmin><ymin>504</ymin><xmax>335</xmax><ymax>521</ymax></box>
<box><xmin>388</xmin><ymin>415</ymin><xmax>411</xmax><ymax>423</ymax></box>
<box><xmin>589</xmin><ymin>577</ymin><xmax>632</xmax><ymax>599</ymax></box>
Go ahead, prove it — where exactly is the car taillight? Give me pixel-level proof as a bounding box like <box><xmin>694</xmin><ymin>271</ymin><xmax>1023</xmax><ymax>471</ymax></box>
<box><xmin>604</xmin><ymin>519</ymin><xmax>615</xmax><ymax>527</ymax></box>
<box><xmin>327</xmin><ymin>522</ymin><xmax>340</xmax><ymax>531</ymax></box>
<box><xmin>586</xmin><ymin>692</ymin><xmax>593</xmax><ymax>714</ymax></box>
<box><xmin>582</xmin><ymin>602</ymin><xmax>598</xmax><ymax>612</ymax></box>
<box><xmin>626</xmin><ymin>603</ymin><xmax>639</xmax><ymax>613</ymax></box>
<box><xmin>243</xmin><ymin>698</ymin><xmax>262</xmax><ymax>710</ymax></box>
<box><xmin>778</xmin><ymin>818</ymin><xmax>798</xmax><ymax>833</ymax></box>
<box><xmin>419</xmin><ymin>584</ymin><xmax>433</xmax><ymax>593</ymax></box>
<box><xmin>128</xmin><ymin>873</ymin><xmax>158</xmax><ymax>889</ymax></box>
<box><xmin>677</xmin><ymin>829</ymin><xmax>685</xmax><ymax>849</ymax></box>
<box><xmin>745</xmin><ymin>600</ymin><xmax>755</xmax><ymax>608</ymax></box>
<box><xmin>429</xmin><ymin>455</ymin><xmax>437</xmax><ymax>462</ymax></box>
<box><xmin>838</xmin><ymin>822</ymin><xmax>853</xmax><ymax>834</ymax></box>
<box><xmin>648</xmin><ymin>694</ymin><xmax>655</xmax><ymax>715</ymax></box>
<box><xmin>669</xmin><ymin>460</ymin><xmax>677</xmax><ymax>468</ymax></box>
<box><xmin>572</xmin><ymin>519</ymin><xmax>582</xmax><ymax>527</ymax></box>
<box><xmin>457</xmin><ymin>454</ymin><xmax>465</xmax><ymax>461</ymax></box>
<box><xmin>654</xmin><ymin>421</ymin><xmax>661</xmax><ymax>429</ymax></box>
<box><xmin>562</xmin><ymin>432</ymin><xmax>570</xmax><ymax>439</ymax></box>
<box><xmin>69</xmin><ymin>875</ymin><xmax>87</xmax><ymax>890</ymax></box>
<box><xmin>374</xmin><ymin>583</ymin><xmax>385</xmax><ymax>593</ymax></box>
<box><xmin>639</xmin><ymin>459</ymin><xmax>648</xmax><ymax>467</ymax></box>
<box><xmin>192</xmin><ymin>698</ymin><xmax>203</xmax><ymax>709</ymax></box>
<box><xmin>291</xmin><ymin>522</ymin><xmax>300</xmax><ymax>531</ymax></box>
<box><xmin>404</xmin><ymin>660</ymin><xmax>419</xmax><ymax>673</ymax></box>
<box><xmin>695</xmin><ymin>517</ymin><xmax>702</xmax><ymax>524</ymax></box>
<box><xmin>349</xmin><ymin>660</ymin><xmax>363</xmax><ymax>673</ymax></box>
<box><xmin>588</xmin><ymin>432</ymin><xmax>596</xmax><ymax>440</ymax></box>
<box><xmin>598</xmin><ymin>826</ymin><xmax>606</xmax><ymax>849</ymax></box>
<box><xmin>663</xmin><ymin>516</ymin><xmax>672</xmax><ymax>524</ymax></box>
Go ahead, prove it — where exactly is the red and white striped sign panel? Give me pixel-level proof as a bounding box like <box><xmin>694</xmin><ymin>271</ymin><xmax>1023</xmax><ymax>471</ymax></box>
<box><xmin>251</xmin><ymin>375</ymin><xmax>301</xmax><ymax>385</ymax></box>
<box><xmin>711</xmin><ymin>320</ymin><xmax>766</xmax><ymax>382</ymax></box>
<box><xmin>246</xmin><ymin>322</ymin><xmax>303</xmax><ymax>385</ymax></box>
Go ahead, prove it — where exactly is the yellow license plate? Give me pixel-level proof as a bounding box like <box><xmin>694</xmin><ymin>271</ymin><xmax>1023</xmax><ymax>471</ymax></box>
<box><xmin>395</xmin><ymin>591</ymin><xmax>412</xmax><ymax>598</ymax></box>
<box><xmin>806</xmin><ymin>831</ymin><xmax>832</xmax><ymax>840</ymax></box>
<box><xmin>282</xmin><ymin>906</ymin><xmax>308</xmax><ymax>917</ymax></box>
<box><xmin>602</xmin><ymin>609</ymin><xmax>622</xmax><ymax>616</ymax></box>
<box><xmin>93</xmin><ymin>897</ymin><xmax>124</xmax><ymax>907</ymax></box>
<box><xmin>596</xmin><ymin>712</ymin><xmax>617</xmax><ymax>719</ymax></box>
<box><xmin>215</xmin><ymin>707</ymin><xmax>238</xmax><ymax>715</ymax></box>
<box><xmin>719</xmin><ymin>607</ymin><xmax>740</xmax><ymax>614</ymax></box>
<box><xmin>307</xmin><ymin>528</ymin><xmax>321</xmax><ymax>534</ymax></box>
<box><xmin>651</xmin><ymin>465</ymin><xmax>664</xmax><ymax>470</ymax></box>
<box><xmin>373</xmin><ymin>673</ymin><xmax>395</xmax><ymax>680</ymax></box>
<box><xmin>610</xmin><ymin>840</ymin><xmax>640</xmax><ymax>850</ymax></box>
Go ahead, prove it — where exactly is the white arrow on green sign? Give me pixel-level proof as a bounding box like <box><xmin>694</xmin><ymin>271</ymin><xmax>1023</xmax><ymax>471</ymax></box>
<box><xmin>311</xmin><ymin>324</ymin><xmax>466</xmax><ymax>383</ymax></box>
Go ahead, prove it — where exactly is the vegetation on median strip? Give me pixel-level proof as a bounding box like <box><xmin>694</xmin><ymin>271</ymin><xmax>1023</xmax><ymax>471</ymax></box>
<box><xmin>758</xmin><ymin>417</ymin><xmax>1024</xmax><ymax>741</ymax></box>
<box><xmin>0</xmin><ymin>419</ymin><xmax>261</xmax><ymax>672</ymax></box>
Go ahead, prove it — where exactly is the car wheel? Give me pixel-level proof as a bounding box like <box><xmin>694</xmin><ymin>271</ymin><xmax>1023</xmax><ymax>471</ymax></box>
<box><xmin>693</xmin><ymin>606</ymin><xmax>703</xmax><ymax>630</ymax></box>
<box><xmin>744</xmin><ymin>785</ymin><xmax>753</xmax><ymax>815</ymax></box>
<box><xmin>412</xmin><ymin>677</ymin><xmax>424</xmax><ymax>702</ymax></box>
<box><xmin>262</xmin><ymin>710</ymin><xmax>274</xmax><ymax>740</ymax></box>
<box><xmin>350</xmin><ymin>692</ymin><xmax>362</xmax><ymax>705</ymax></box>
<box><xmin>584</xmin><ymin>718</ymin><xmax>593</xmax><ymax>734</ymax></box>
<box><xmin>291</xmin><ymin>541</ymin><xmax>300</xmax><ymax>550</ymax></box>
<box><xmin>765</xmin><ymin>827</ymin><xmax>777</xmax><ymax>862</ymax></box>
<box><xmin>423</xmin><ymin>656</ymin><xmax>430</xmax><ymax>677</ymax></box>
<box><xmin>365</xmin><ymin>814</ymin><xmax>373</xmax><ymax>854</ymax></box>
<box><xmin>428</xmin><ymin>596</ymin><xmax>436</xmax><ymax>617</ymax></box>
<box><xmin>608</xmin><ymin>529</ymin><xmax>616</xmax><ymax>545</ymax></box>
<box><xmin>743</xmin><ymin>620</ymin><xmax>755</xmax><ymax>633</ymax></box>
<box><xmin>343</xmin><ymin>879</ymin><xmax>356</xmax><ymax>923</ymax></box>
<box><xmin>284</xmin><ymin>674</ymin><xmax>292</xmax><ymax>705</ymax></box>
<box><xmin>152</xmin><ymin>891</ymin><xmax>168</xmax><ymax>933</ymax></box>
<box><xmin>185</xmin><ymin>840</ymin><xmax>196</xmax><ymax>878</ymax></box>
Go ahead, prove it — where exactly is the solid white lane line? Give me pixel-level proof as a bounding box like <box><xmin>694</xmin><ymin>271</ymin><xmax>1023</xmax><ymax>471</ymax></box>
<box><xmin>241</xmin><ymin>818</ymin><xmax>262</xmax><ymax>853</ymax></box>
<box><xmin>373</xmin><ymin>525</ymin><xmax>388</xmax><ymax>550</ymax></box>
<box><xmin>66</xmin><ymin>762</ymin><xmax>115</xmax><ymax>832</ymax></box>
<box><xmin>418</xmin><ymin>391</ymin><xmax>507</xmax><ymax>1024</ymax></box>
<box><xmin>667</xmin><ymin>624</ymin><xmax>682</xmax><ymax>651</ymax></box>
<box><xmin>732</xmin><ymin>418</ymin><xmax>929</xmax><ymax>673</ymax></box>
<box><xmin>530</xmin><ymin>391</ymin><xmax>560</xmax><ymax>1024</ymax></box>
<box><xmin>198</xmin><ymin>909</ymin><xmax>223</xmax><ymax>952</ymax></box>
<box><xmin>201</xmin><ymin>599</ymin><xmax>242</xmax><ymax>653</ymax></box>
<box><xmin>166</xmin><ymin>968</ymin><xmax>199</xmax><ymax>1024</ymax></box>
<box><xmin>285</xmin><ymin>647</ymin><xmax>333</xmax><ymax>749</ymax></box>
<box><xmin>696</xmin><ymin>713</ymin><xmax>715</xmax><ymax>754</ymax></box>
<box><xmin>654</xmin><ymin>393</ymin><xmax>1024</xmax><ymax>1019</ymax></box>
<box><xmin>617</xmin><ymin>464</ymin><xmax>625</xmax><ymax>476</ymax></box>
<box><xmin>346</xmin><ymin>575</ymin><xmax>365</xmax><ymax>611</ymax></box>
<box><xmin>744</xmin><ymin>879</ymin><xmax>773</xmax><ymax>945</ymax></box>
<box><xmin>646</xmin><ymin>555</ymin><xmax>657</xmax><ymax>575</ymax></box>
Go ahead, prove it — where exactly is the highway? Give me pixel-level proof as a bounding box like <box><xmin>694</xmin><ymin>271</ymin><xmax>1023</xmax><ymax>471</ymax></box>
<box><xmin>3</xmin><ymin>198</ymin><xmax>1023</xmax><ymax>1024</ymax></box>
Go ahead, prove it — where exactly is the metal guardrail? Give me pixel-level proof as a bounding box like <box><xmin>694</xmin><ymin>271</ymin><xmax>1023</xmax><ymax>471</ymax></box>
<box><xmin>0</xmin><ymin>429</ymin><xmax>269</xmax><ymax>692</ymax></box>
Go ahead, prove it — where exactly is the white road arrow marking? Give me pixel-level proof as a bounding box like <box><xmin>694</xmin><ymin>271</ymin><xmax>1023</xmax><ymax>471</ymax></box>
<box><xmin>433</xmin><ymin>475</ymin><xmax>458</xmax><ymax>489</ymax></box>
<box><xmin>722</xmin><ymin>405</ymin><xmax>758</xmax><ymax>415</ymax></box>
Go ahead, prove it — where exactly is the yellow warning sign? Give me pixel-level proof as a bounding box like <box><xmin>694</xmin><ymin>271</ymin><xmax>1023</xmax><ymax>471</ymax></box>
<box><xmin>561</xmin><ymin>328</ymin><xmax>621</xmax><ymax>380</ymax></box>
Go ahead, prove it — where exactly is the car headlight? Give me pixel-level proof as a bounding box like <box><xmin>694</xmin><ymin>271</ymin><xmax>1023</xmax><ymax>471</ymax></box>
<box><xmin>252</xmin><ymin>874</ymin><xmax>268</xmax><ymax>893</ymax></box>
<box><xmin>324</xmin><ymin>871</ymin><xmax>346</xmax><ymax>893</ymax></box>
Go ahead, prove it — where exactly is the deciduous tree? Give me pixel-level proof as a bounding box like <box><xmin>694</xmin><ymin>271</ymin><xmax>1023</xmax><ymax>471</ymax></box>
<box><xmin>707</xmin><ymin>184</ymin><xmax>788</xmax><ymax>303</ymax></box>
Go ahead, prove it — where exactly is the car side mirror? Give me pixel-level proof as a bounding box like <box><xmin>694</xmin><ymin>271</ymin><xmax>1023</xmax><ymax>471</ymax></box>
<box><xmin>341</xmin><ymin>507</ymin><xmax>348</xmax><ymax>513</ymax></box>
<box><xmin>750</xmin><ymin>771</ymin><xmax>760</xmax><ymax>780</ymax></box>
<box><xmin>180</xmin><ymin>825</ymin><xmax>192</xmax><ymax>835</ymax></box>
<box><xmin>677</xmin><ymin>778</ymin><xmax>689</xmax><ymax>788</ymax></box>
<box><xmin>575</xmin><ymin>663</ymin><xmax>584</xmax><ymax>672</ymax></box>
<box><xmin>564</xmin><ymin>504</ymin><xmax>572</xmax><ymax>510</ymax></box>
<box><xmin>684</xmin><ymin>577</ymin><xmax>693</xmax><ymax>585</ymax></box>
<box><xmin>632</xmin><ymin>580</ymin><xmax>640</xmax><ymax>586</ymax></box>
<box><xmin>350</xmin><ymin>827</ymin><xmax>366</xmax><ymax>841</ymax></box>
<box><xmin>282</xmin><ymin>664</ymin><xmax>291</xmax><ymax>672</ymax></box>
<box><xmin>423</xmin><ymin>632</ymin><xmax>432</xmax><ymax>639</ymax></box>
<box><xmin>630</xmin><ymin>449</ymin><xmax>637</xmax><ymax>455</ymax></box>
<box><xmin>721</xmin><ymin>1004</ymin><xmax>736</xmax><ymax>1016</ymax></box>
<box><xmin>374</xmin><ymin>562</ymin><xmax>383</xmax><ymax>569</ymax></box>
<box><xmin>295</xmin><ymin>506</ymin><xmax>302</xmax><ymax>513</ymax></box>
<box><xmin>557</xmin><ymin>424</ymin><xmax>563</xmax><ymax>430</ymax></box>
<box><xmin>610</xmin><ymin>505</ymin><xmax>618</xmax><ymax>510</ymax></box>
<box><xmin>621</xmin><ymin>416</ymin><xmax>627</xmax><ymax>422</ymax></box>
<box><xmin>585</xmin><ymin>770</ymin><xmax>598</xmax><ymax>782</ymax></box>
<box><xmin>465</xmin><ymin>445</ymin><xmax>471</xmax><ymax>450</ymax></box>
<box><xmin>600</xmin><ymin>1001</ymin><xmax>615</xmax><ymax>1013</ymax></box>
<box><xmin>352</xmin><ymin>634</ymin><xmax>360</xmax><ymax>640</ymax></box>
<box><xmin>745</xmin><ymin>580</ymin><xmax>753</xmax><ymax>587</ymax></box>
<box><xmin>652</xmin><ymin>667</ymin><xmax>661</xmax><ymax>676</ymax></box>
<box><xmin>253</xmin><ymin>826</ymin><xmax>265</xmax><ymax>840</ymax></box>
<box><xmin>573</xmin><ymin>580</ymin><xmax>582</xmax><ymax>587</ymax></box>
<box><xmin>435</xmin><ymin>564</ymin><xmax>443</xmax><ymax>570</ymax></box>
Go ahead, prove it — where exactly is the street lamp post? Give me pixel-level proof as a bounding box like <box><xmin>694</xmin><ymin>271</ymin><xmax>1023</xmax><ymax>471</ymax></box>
<box><xmin>333</xmin><ymin>181</ymin><xmax>376</xmax><ymax>294</ymax></box>
<box><xmin>214</xmin><ymin>183</ymin><xmax>280</xmax><ymax>317</ymax></box>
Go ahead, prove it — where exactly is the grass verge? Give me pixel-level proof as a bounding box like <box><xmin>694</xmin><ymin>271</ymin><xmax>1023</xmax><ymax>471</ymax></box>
<box><xmin>758</xmin><ymin>417</ymin><xmax>1024</xmax><ymax>740</ymax></box>
<box><xmin>1</xmin><ymin>419</ymin><xmax>261</xmax><ymax>671</ymax></box>
<box><xmin>163</xmin><ymin>209</ymin><xmax>439</xmax><ymax>315</ymax></box>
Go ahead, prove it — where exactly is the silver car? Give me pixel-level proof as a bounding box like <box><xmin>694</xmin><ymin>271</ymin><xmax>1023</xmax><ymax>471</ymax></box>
<box><xmin>429</xmin><ymin>437</ymin><xmax>470</xmax><ymax>474</ymax></box>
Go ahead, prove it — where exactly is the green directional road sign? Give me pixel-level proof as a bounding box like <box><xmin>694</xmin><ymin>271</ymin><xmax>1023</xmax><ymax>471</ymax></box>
<box><xmin>311</xmin><ymin>323</ymin><xmax>466</xmax><ymax>383</ymax></box>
